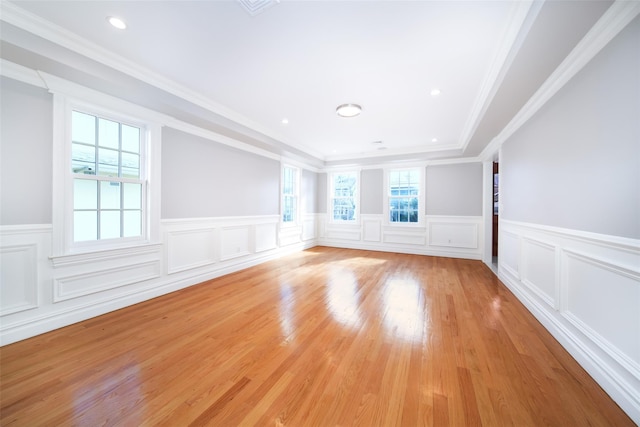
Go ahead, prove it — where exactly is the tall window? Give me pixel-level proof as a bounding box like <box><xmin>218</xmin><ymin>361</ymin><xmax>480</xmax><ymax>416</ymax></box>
<box><xmin>71</xmin><ymin>110</ymin><xmax>145</xmax><ymax>242</ymax></box>
<box><xmin>331</xmin><ymin>171</ymin><xmax>358</xmax><ymax>222</ymax></box>
<box><xmin>282</xmin><ymin>165</ymin><xmax>298</xmax><ymax>223</ymax></box>
<box><xmin>389</xmin><ymin>168</ymin><xmax>420</xmax><ymax>224</ymax></box>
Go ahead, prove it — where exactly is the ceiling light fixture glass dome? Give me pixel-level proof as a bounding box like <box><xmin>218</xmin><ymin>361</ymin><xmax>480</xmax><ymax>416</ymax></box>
<box><xmin>336</xmin><ymin>103</ymin><xmax>362</xmax><ymax>118</ymax></box>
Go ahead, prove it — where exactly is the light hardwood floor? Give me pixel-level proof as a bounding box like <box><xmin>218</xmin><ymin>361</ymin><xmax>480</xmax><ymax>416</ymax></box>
<box><xmin>0</xmin><ymin>247</ymin><xmax>633</xmax><ymax>426</ymax></box>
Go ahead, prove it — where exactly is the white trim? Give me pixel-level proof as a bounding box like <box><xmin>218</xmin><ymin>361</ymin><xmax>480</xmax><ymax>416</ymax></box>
<box><xmin>161</xmin><ymin>215</ymin><xmax>280</xmax><ymax>227</ymax></box>
<box><xmin>383</xmin><ymin>166</ymin><xmax>425</xmax><ymax>227</ymax></box>
<box><xmin>0</xmin><ymin>59</ymin><xmax>47</xmax><ymax>88</ymax></box>
<box><xmin>460</xmin><ymin>0</ymin><xmax>541</xmax><ymax>152</ymax></box>
<box><xmin>500</xmin><ymin>219</ymin><xmax>640</xmax><ymax>254</ymax></box>
<box><xmin>327</xmin><ymin>170</ymin><xmax>361</xmax><ymax>225</ymax></box>
<box><xmin>281</xmin><ymin>163</ymin><xmax>301</xmax><ymax>227</ymax></box>
<box><xmin>50</xmin><ymin>88</ymin><xmax>163</xmax><ymax>256</ymax></box>
<box><xmin>0</xmin><ymin>224</ymin><xmax>52</xmax><ymax>235</ymax></box>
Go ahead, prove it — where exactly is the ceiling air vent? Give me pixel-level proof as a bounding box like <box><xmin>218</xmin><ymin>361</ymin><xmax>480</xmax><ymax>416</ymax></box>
<box><xmin>237</xmin><ymin>0</ymin><xmax>279</xmax><ymax>16</ymax></box>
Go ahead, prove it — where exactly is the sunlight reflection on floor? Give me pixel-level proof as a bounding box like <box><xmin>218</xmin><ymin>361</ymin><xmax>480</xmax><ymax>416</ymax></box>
<box><xmin>278</xmin><ymin>282</ymin><xmax>296</xmax><ymax>343</ymax></box>
<box><xmin>382</xmin><ymin>278</ymin><xmax>425</xmax><ymax>343</ymax></box>
<box><xmin>326</xmin><ymin>267</ymin><xmax>363</xmax><ymax>330</ymax></box>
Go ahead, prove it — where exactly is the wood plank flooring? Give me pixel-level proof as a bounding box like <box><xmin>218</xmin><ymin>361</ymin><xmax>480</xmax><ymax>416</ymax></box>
<box><xmin>0</xmin><ymin>247</ymin><xmax>634</xmax><ymax>426</ymax></box>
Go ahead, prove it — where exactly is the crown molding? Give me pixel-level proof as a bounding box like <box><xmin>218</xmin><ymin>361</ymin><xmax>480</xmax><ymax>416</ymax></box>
<box><xmin>458</xmin><ymin>0</ymin><xmax>541</xmax><ymax>153</ymax></box>
<box><xmin>0</xmin><ymin>58</ymin><xmax>46</xmax><ymax>88</ymax></box>
<box><xmin>479</xmin><ymin>0</ymin><xmax>640</xmax><ymax>161</ymax></box>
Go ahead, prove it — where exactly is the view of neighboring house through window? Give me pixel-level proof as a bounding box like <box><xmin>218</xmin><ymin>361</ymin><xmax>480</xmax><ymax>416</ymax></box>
<box><xmin>389</xmin><ymin>168</ymin><xmax>420</xmax><ymax>223</ymax></box>
<box><xmin>331</xmin><ymin>171</ymin><xmax>358</xmax><ymax>222</ymax></box>
<box><xmin>282</xmin><ymin>165</ymin><xmax>298</xmax><ymax>223</ymax></box>
<box><xmin>71</xmin><ymin>110</ymin><xmax>144</xmax><ymax>242</ymax></box>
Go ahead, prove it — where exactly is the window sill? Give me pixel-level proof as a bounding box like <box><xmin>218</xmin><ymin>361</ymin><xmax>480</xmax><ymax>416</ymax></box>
<box><xmin>50</xmin><ymin>242</ymin><xmax>163</xmax><ymax>267</ymax></box>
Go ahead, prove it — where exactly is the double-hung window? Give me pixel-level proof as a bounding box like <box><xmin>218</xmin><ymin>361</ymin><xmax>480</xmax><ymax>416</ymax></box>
<box><xmin>330</xmin><ymin>171</ymin><xmax>358</xmax><ymax>222</ymax></box>
<box><xmin>71</xmin><ymin>110</ymin><xmax>146</xmax><ymax>243</ymax></box>
<box><xmin>388</xmin><ymin>168</ymin><xmax>421</xmax><ymax>224</ymax></box>
<box><xmin>282</xmin><ymin>165</ymin><xmax>299</xmax><ymax>224</ymax></box>
<box><xmin>48</xmin><ymin>73</ymin><xmax>160</xmax><ymax>258</ymax></box>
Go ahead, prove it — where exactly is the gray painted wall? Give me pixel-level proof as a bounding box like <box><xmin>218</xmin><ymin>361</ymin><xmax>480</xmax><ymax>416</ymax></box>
<box><xmin>317</xmin><ymin>172</ymin><xmax>327</xmax><ymax>214</ymax></box>
<box><xmin>161</xmin><ymin>127</ymin><xmax>280</xmax><ymax>218</ymax></box>
<box><xmin>361</xmin><ymin>169</ymin><xmax>383</xmax><ymax>215</ymax></box>
<box><xmin>501</xmin><ymin>16</ymin><xmax>640</xmax><ymax>239</ymax></box>
<box><xmin>426</xmin><ymin>163</ymin><xmax>483</xmax><ymax>216</ymax></box>
<box><xmin>301</xmin><ymin>169</ymin><xmax>318</xmax><ymax>214</ymax></box>
<box><xmin>0</xmin><ymin>77</ymin><xmax>53</xmax><ymax>225</ymax></box>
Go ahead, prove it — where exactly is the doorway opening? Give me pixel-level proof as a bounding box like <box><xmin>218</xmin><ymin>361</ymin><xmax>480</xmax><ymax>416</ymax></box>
<box><xmin>492</xmin><ymin>161</ymin><xmax>499</xmax><ymax>269</ymax></box>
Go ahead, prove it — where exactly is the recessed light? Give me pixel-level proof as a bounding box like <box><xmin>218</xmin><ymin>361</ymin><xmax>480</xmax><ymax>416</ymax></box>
<box><xmin>430</xmin><ymin>88</ymin><xmax>441</xmax><ymax>97</ymax></box>
<box><xmin>336</xmin><ymin>103</ymin><xmax>362</xmax><ymax>118</ymax></box>
<box><xmin>432</xmin><ymin>138</ymin><xmax>438</xmax><ymax>143</ymax></box>
<box><xmin>281</xmin><ymin>118</ymin><xmax>289</xmax><ymax>125</ymax></box>
<box><xmin>107</xmin><ymin>16</ymin><xmax>127</xmax><ymax>30</ymax></box>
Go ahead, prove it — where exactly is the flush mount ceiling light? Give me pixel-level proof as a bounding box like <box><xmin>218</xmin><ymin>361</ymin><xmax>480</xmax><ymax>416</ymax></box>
<box><xmin>336</xmin><ymin>104</ymin><xmax>362</xmax><ymax>118</ymax></box>
<box><xmin>107</xmin><ymin>16</ymin><xmax>127</xmax><ymax>30</ymax></box>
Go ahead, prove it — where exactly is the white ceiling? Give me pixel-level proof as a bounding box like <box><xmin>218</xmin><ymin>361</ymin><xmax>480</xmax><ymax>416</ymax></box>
<box><xmin>1</xmin><ymin>0</ymin><xmax>614</xmax><ymax>165</ymax></box>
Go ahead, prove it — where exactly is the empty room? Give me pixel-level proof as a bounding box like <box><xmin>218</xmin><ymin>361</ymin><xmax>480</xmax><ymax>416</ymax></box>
<box><xmin>1</xmin><ymin>0</ymin><xmax>638</xmax><ymax>425</ymax></box>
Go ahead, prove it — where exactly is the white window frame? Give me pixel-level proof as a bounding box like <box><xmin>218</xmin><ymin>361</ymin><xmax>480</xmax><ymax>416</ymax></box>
<box><xmin>49</xmin><ymin>74</ymin><xmax>162</xmax><ymax>256</ymax></box>
<box><xmin>281</xmin><ymin>164</ymin><xmax>300</xmax><ymax>226</ymax></box>
<box><xmin>329</xmin><ymin>170</ymin><xmax>360</xmax><ymax>224</ymax></box>
<box><xmin>384</xmin><ymin>167</ymin><xmax>425</xmax><ymax>227</ymax></box>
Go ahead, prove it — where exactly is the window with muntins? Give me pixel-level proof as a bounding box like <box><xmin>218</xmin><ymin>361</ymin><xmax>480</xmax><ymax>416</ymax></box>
<box><xmin>71</xmin><ymin>110</ymin><xmax>145</xmax><ymax>242</ymax></box>
<box><xmin>282</xmin><ymin>165</ymin><xmax>298</xmax><ymax>223</ymax></box>
<box><xmin>389</xmin><ymin>169</ymin><xmax>420</xmax><ymax>223</ymax></box>
<box><xmin>331</xmin><ymin>171</ymin><xmax>358</xmax><ymax>222</ymax></box>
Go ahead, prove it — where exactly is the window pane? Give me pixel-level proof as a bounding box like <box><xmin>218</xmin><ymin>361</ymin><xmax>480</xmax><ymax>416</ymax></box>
<box><xmin>72</xmin><ymin>143</ymin><xmax>96</xmax><ymax>174</ymax></box>
<box><xmin>98</xmin><ymin>148</ymin><xmax>119</xmax><ymax>177</ymax></box>
<box><xmin>74</xmin><ymin>179</ymin><xmax>97</xmax><ymax>209</ymax></box>
<box><xmin>72</xmin><ymin>111</ymin><xmax>95</xmax><ymax>145</ymax></box>
<box><xmin>100</xmin><ymin>211</ymin><xmax>121</xmax><ymax>239</ymax></box>
<box><xmin>123</xmin><ymin>211</ymin><xmax>141</xmax><ymax>237</ymax></box>
<box><xmin>101</xmin><ymin>181</ymin><xmax>121</xmax><ymax>209</ymax></box>
<box><xmin>74</xmin><ymin>211</ymin><xmax>97</xmax><ymax>241</ymax></box>
<box><xmin>121</xmin><ymin>152</ymin><xmax>140</xmax><ymax>178</ymax></box>
<box><xmin>98</xmin><ymin>118</ymin><xmax>119</xmax><ymax>149</ymax></box>
<box><xmin>123</xmin><ymin>183</ymin><xmax>142</xmax><ymax>209</ymax></box>
<box><xmin>121</xmin><ymin>125</ymin><xmax>140</xmax><ymax>153</ymax></box>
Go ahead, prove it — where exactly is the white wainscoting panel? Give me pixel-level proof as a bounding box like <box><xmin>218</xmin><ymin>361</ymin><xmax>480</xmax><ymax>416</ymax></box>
<box><xmin>0</xmin><ymin>244</ymin><xmax>38</xmax><ymax>315</ymax></box>
<box><xmin>279</xmin><ymin>224</ymin><xmax>302</xmax><ymax>247</ymax></box>
<box><xmin>220</xmin><ymin>226</ymin><xmax>251</xmax><ymax>261</ymax></box>
<box><xmin>302</xmin><ymin>215</ymin><xmax>317</xmax><ymax>241</ymax></box>
<box><xmin>51</xmin><ymin>244</ymin><xmax>163</xmax><ymax>302</ymax></box>
<box><xmin>383</xmin><ymin>231</ymin><xmax>426</xmax><ymax>246</ymax></box>
<box><xmin>167</xmin><ymin>228</ymin><xmax>216</xmax><ymax>274</ymax></box>
<box><xmin>563</xmin><ymin>250</ymin><xmax>640</xmax><ymax>373</ymax></box>
<box><xmin>362</xmin><ymin>218</ymin><xmax>381</xmax><ymax>242</ymax></box>
<box><xmin>521</xmin><ymin>237</ymin><xmax>557</xmax><ymax>309</ymax></box>
<box><xmin>0</xmin><ymin>226</ymin><xmax>51</xmax><ymax>319</ymax></box>
<box><xmin>318</xmin><ymin>215</ymin><xmax>483</xmax><ymax>259</ymax></box>
<box><xmin>256</xmin><ymin>223</ymin><xmax>278</xmax><ymax>252</ymax></box>
<box><xmin>325</xmin><ymin>228</ymin><xmax>361</xmax><ymax>241</ymax></box>
<box><xmin>499</xmin><ymin>219</ymin><xmax>640</xmax><ymax>423</ymax></box>
<box><xmin>54</xmin><ymin>260</ymin><xmax>161</xmax><ymax>302</ymax></box>
<box><xmin>500</xmin><ymin>231</ymin><xmax>520</xmax><ymax>279</ymax></box>
<box><xmin>429</xmin><ymin>222</ymin><xmax>477</xmax><ymax>249</ymax></box>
